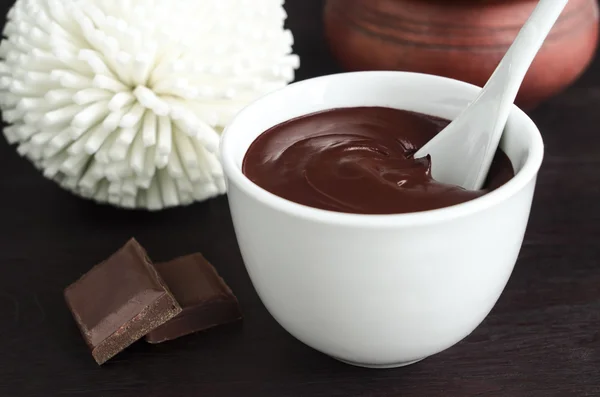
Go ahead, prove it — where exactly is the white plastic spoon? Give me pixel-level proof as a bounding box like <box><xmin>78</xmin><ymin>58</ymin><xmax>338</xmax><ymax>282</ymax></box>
<box><xmin>414</xmin><ymin>0</ymin><xmax>569</xmax><ymax>190</ymax></box>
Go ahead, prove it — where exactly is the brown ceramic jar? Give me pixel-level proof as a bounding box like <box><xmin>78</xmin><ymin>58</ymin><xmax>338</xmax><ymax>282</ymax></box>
<box><xmin>324</xmin><ymin>0</ymin><xmax>599</xmax><ymax>109</ymax></box>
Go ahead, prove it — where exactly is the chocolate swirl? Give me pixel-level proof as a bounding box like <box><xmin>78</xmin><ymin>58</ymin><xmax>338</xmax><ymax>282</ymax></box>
<box><xmin>243</xmin><ymin>107</ymin><xmax>514</xmax><ymax>214</ymax></box>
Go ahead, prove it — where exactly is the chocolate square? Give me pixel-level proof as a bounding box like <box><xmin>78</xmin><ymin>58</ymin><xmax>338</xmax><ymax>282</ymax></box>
<box><xmin>145</xmin><ymin>253</ymin><xmax>242</xmax><ymax>344</ymax></box>
<box><xmin>64</xmin><ymin>239</ymin><xmax>181</xmax><ymax>365</ymax></box>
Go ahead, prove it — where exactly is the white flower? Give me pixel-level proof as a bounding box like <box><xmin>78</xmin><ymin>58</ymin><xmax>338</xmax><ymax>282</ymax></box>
<box><xmin>0</xmin><ymin>0</ymin><xmax>299</xmax><ymax>210</ymax></box>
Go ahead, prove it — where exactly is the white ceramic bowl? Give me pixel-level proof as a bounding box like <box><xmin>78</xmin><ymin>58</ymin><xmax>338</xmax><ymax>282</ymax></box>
<box><xmin>221</xmin><ymin>72</ymin><xmax>544</xmax><ymax>368</ymax></box>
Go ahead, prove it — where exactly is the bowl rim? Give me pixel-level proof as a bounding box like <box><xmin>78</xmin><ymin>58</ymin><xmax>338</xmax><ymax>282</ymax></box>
<box><xmin>220</xmin><ymin>71</ymin><xmax>544</xmax><ymax>228</ymax></box>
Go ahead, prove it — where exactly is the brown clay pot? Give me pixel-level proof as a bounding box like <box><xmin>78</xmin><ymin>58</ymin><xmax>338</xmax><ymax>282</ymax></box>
<box><xmin>324</xmin><ymin>0</ymin><xmax>599</xmax><ymax>109</ymax></box>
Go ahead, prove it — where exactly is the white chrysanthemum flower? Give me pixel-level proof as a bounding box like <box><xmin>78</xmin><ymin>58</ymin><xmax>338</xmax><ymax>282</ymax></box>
<box><xmin>0</xmin><ymin>0</ymin><xmax>299</xmax><ymax>210</ymax></box>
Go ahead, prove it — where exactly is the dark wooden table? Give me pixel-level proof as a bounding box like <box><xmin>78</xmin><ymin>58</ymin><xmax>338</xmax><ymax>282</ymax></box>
<box><xmin>1</xmin><ymin>1</ymin><xmax>599</xmax><ymax>396</ymax></box>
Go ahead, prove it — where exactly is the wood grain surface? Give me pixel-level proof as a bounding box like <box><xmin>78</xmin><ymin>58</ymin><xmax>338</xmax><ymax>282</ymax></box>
<box><xmin>0</xmin><ymin>1</ymin><xmax>598</xmax><ymax>396</ymax></box>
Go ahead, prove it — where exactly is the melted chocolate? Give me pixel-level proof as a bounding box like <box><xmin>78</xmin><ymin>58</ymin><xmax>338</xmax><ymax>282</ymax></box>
<box><xmin>243</xmin><ymin>107</ymin><xmax>514</xmax><ymax>214</ymax></box>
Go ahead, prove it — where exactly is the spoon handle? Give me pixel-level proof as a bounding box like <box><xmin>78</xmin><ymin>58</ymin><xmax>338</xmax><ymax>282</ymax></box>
<box><xmin>482</xmin><ymin>0</ymin><xmax>569</xmax><ymax>123</ymax></box>
<box><xmin>416</xmin><ymin>0</ymin><xmax>569</xmax><ymax>190</ymax></box>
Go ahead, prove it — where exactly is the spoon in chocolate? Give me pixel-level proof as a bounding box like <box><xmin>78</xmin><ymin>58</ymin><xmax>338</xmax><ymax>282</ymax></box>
<box><xmin>414</xmin><ymin>0</ymin><xmax>568</xmax><ymax>190</ymax></box>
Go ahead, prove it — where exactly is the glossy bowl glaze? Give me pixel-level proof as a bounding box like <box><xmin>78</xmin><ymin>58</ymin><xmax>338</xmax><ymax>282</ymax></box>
<box><xmin>221</xmin><ymin>72</ymin><xmax>544</xmax><ymax>368</ymax></box>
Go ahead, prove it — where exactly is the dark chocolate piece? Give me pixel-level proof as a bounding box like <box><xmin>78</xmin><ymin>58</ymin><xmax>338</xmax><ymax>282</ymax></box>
<box><xmin>243</xmin><ymin>107</ymin><xmax>515</xmax><ymax>214</ymax></box>
<box><xmin>145</xmin><ymin>254</ymin><xmax>242</xmax><ymax>344</ymax></box>
<box><xmin>64</xmin><ymin>239</ymin><xmax>182</xmax><ymax>365</ymax></box>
